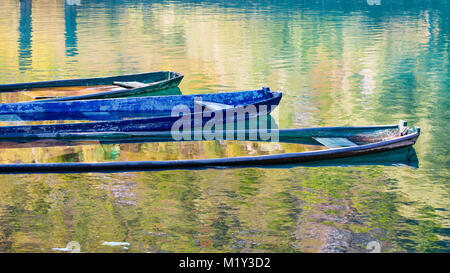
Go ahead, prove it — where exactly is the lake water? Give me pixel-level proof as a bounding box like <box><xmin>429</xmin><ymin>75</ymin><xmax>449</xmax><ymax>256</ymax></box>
<box><xmin>0</xmin><ymin>0</ymin><xmax>448</xmax><ymax>252</ymax></box>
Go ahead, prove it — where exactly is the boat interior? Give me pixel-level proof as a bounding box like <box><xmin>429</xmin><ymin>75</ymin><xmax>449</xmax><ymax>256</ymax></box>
<box><xmin>0</xmin><ymin>71</ymin><xmax>179</xmax><ymax>103</ymax></box>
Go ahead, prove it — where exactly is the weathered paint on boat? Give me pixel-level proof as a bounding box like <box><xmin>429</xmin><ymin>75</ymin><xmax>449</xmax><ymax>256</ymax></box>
<box><xmin>0</xmin><ymin>121</ymin><xmax>420</xmax><ymax>173</ymax></box>
<box><xmin>0</xmin><ymin>71</ymin><xmax>183</xmax><ymax>101</ymax></box>
<box><xmin>0</xmin><ymin>88</ymin><xmax>282</xmax><ymax>137</ymax></box>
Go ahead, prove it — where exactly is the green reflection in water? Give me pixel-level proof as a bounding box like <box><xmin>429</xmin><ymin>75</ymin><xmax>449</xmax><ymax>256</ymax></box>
<box><xmin>0</xmin><ymin>165</ymin><xmax>447</xmax><ymax>252</ymax></box>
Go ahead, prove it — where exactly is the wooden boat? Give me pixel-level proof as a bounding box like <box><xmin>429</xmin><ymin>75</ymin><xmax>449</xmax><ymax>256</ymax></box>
<box><xmin>0</xmin><ymin>71</ymin><xmax>183</xmax><ymax>102</ymax></box>
<box><xmin>0</xmin><ymin>87</ymin><xmax>282</xmax><ymax>138</ymax></box>
<box><xmin>0</xmin><ymin>121</ymin><xmax>420</xmax><ymax>173</ymax></box>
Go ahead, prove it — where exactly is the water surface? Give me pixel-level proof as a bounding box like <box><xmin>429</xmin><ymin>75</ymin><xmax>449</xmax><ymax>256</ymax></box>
<box><xmin>0</xmin><ymin>0</ymin><xmax>448</xmax><ymax>252</ymax></box>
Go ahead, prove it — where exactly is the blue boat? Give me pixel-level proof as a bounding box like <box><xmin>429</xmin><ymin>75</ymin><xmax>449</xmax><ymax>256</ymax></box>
<box><xmin>0</xmin><ymin>71</ymin><xmax>183</xmax><ymax>102</ymax></box>
<box><xmin>0</xmin><ymin>87</ymin><xmax>282</xmax><ymax>138</ymax></box>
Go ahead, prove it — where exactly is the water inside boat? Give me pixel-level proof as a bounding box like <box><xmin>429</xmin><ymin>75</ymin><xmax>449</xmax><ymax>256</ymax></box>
<box><xmin>0</xmin><ymin>124</ymin><xmax>415</xmax><ymax>163</ymax></box>
<box><xmin>0</xmin><ymin>140</ymin><xmax>328</xmax><ymax>164</ymax></box>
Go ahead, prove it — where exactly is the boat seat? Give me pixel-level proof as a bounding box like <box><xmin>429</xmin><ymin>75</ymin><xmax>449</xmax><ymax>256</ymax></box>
<box><xmin>0</xmin><ymin>114</ymin><xmax>24</xmax><ymax>121</ymax></box>
<box><xmin>194</xmin><ymin>101</ymin><xmax>233</xmax><ymax>111</ymax></box>
<box><xmin>313</xmin><ymin>137</ymin><xmax>357</xmax><ymax>148</ymax></box>
<box><xmin>113</xmin><ymin>81</ymin><xmax>148</xmax><ymax>89</ymax></box>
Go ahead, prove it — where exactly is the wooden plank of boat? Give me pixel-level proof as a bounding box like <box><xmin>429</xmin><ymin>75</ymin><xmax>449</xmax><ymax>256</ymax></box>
<box><xmin>0</xmin><ymin>121</ymin><xmax>420</xmax><ymax>173</ymax></box>
<box><xmin>313</xmin><ymin>137</ymin><xmax>357</xmax><ymax>148</ymax></box>
<box><xmin>194</xmin><ymin>100</ymin><xmax>233</xmax><ymax>111</ymax></box>
<box><xmin>112</xmin><ymin>81</ymin><xmax>149</xmax><ymax>89</ymax></box>
<box><xmin>0</xmin><ymin>71</ymin><xmax>184</xmax><ymax>102</ymax></box>
<box><xmin>0</xmin><ymin>87</ymin><xmax>282</xmax><ymax>137</ymax></box>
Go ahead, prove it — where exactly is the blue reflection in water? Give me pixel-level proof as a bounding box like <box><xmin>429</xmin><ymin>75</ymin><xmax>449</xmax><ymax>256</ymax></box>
<box><xmin>18</xmin><ymin>0</ymin><xmax>32</xmax><ymax>71</ymax></box>
<box><xmin>65</xmin><ymin>0</ymin><xmax>79</xmax><ymax>57</ymax></box>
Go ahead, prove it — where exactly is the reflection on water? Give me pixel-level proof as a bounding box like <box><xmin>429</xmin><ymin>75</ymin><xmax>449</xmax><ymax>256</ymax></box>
<box><xmin>0</xmin><ymin>0</ymin><xmax>448</xmax><ymax>252</ymax></box>
<box><xmin>18</xmin><ymin>0</ymin><xmax>32</xmax><ymax>71</ymax></box>
<box><xmin>64</xmin><ymin>0</ymin><xmax>79</xmax><ymax>57</ymax></box>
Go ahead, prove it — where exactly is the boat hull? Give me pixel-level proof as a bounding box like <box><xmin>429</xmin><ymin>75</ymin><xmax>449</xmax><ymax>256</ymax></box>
<box><xmin>0</xmin><ymin>88</ymin><xmax>282</xmax><ymax>138</ymax></box>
